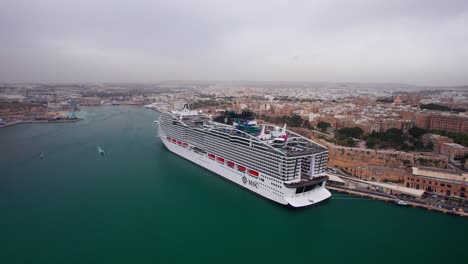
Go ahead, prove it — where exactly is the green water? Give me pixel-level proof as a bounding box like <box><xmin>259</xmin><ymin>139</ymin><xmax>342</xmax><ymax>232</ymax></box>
<box><xmin>0</xmin><ymin>106</ymin><xmax>466</xmax><ymax>264</ymax></box>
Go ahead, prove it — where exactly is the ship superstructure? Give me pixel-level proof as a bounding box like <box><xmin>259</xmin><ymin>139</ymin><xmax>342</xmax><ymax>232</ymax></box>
<box><xmin>157</xmin><ymin>105</ymin><xmax>331</xmax><ymax>207</ymax></box>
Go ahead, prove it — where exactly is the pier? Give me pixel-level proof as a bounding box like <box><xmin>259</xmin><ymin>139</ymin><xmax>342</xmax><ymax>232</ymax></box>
<box><xmin>0</xmin><ymin>118</ymin><xmax>81</xmax><ymax>128</ymax></box>
<box><xmin>327</xmin><ymin>185</ymin><xmax>468</xmax><ymax>217</ymax></box>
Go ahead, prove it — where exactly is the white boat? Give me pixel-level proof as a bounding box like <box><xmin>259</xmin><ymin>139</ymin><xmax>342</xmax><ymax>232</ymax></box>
<box><xmin>157</xmin><ymin>104</ymin><xmax>331</xmax><ymax>207</ymax></box>
<box><xmin>396</xmin><ymin>200</ymin><xmax>409</xmax><ymax>206</ymax></box>
<box><xmin>97</xmin><ymin>146</ymin><xmax>105</xmax><ymax>156</ymax></box>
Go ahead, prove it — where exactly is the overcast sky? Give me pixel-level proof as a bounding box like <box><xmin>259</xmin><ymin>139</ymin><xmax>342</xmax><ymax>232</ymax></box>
<box><xmin>1</xmin><ymin>0</ymin><xmax>467</xmax><ymax>85</ymax></box>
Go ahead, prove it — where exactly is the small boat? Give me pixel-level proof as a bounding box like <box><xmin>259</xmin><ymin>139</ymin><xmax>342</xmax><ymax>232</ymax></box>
<box><xmin>395</xmin><ymin>200</ymin><xmax>409</xmax><ymax>206</ymax></box>
<box><xmin>40</xmin><ymin>153</ymin><xmax>44</xmax><ymax>160</ymax></box>
<box><xmin>97</xmin><ymin>146</ymin><xmax>105</xmax><ymax>156</ymax></box>
<box><xmin>154</xmin><ymin>120</ymin><xmax>158</xmax><ymax>124</ymax></box>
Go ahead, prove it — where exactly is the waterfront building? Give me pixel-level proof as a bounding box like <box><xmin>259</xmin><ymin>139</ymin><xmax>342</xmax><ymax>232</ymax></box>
<box><xmin>80</xmin><ymin>97</ymin><xmax>101</xmax><ymax>106</ymax></box>
<box><xmin>406</xmin><ymin>167</ymin><xmax>468</xmax><ymax>198</ymax></box>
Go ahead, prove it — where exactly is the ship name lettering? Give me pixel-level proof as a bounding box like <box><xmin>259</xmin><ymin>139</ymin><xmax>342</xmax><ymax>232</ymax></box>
<box><xmin>248</xmin><ymin>179</ymin><xmax>258</xmax><ymax>188</ymax></box>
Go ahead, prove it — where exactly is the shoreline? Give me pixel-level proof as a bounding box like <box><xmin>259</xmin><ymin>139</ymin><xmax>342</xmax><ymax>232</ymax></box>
<box><xmin>327</xmin><ymin>185</ymin><xmax>467</xmax><ymax>217</ymax></box>
<box><xmin>0</xmin><ymin>118</ymin><xmax>81</xmax><ymax>128</ymax></box>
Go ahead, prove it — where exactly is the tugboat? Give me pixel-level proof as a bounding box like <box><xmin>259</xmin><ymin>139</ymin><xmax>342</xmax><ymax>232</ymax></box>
<box><xmin>97</xmin><ymin>146</ymin><xmax>105</xmax><ymax>156</ymax></box>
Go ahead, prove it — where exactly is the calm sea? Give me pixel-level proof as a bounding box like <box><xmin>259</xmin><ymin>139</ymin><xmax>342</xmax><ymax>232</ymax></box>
<box><xmin>0</xmin><ymin>106</ymin><xmax>466</xmax><ymax>264</ymax></box>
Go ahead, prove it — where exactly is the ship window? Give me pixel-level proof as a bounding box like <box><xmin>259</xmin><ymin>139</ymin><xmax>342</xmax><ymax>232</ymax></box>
<box><xmin>304</xmin><ymin>185</ymin><xmax>315</xmax><ymax>192</ymax></box>
<box><xmin>295</xmin><ymin>187</ymin><xmax>305</xmax><ymax>194</ymax></box>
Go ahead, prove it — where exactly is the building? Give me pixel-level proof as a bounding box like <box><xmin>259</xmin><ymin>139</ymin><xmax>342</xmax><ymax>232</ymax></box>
<box><xmin>406</xmin><ymin>167</ymin><xmax>467</xmax><ymax>198</ymax></box>
<box><xmin>393</xmin><ymin>95</ymin><xmax>402</xmax><ymax>106</ymax></box>
<box><xmin>80</xmin><ymin>97</ymin><xmax>101</xmax><ymax>106</ymax></box>
<box><xmin>416</xmin><ymin>113</ymin><xmax>468</xmax><ymax>133</ymax></box>
<box><xmin>430</xmin><ymin>115</ymin><xmax>468</xmax><ymax>133</ymax></box>
<box><xmin>440</xmin><ymin>143</ymin><xmax>468</xmax><ymax>161</ymax></box>
<box><xmin>416</xmin><ymin>113</ymin><xmax>431</xmax><ymax>129</ymax></box>
<box><xmin>421</xmin><ymin>133</ymin><xmax>453</xmax><ymax>152</ymax></box>
<box><xmin>394</xmin><ymin>95</ymin><xmax>420</xmax><ymax>107</ymax></box>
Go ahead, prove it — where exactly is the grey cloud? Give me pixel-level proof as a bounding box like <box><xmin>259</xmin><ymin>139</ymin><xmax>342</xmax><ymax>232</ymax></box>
<box><xmin>0</xmin><ymin>0</ymin><xmax>467</xmax><ymax>85</ymax></box>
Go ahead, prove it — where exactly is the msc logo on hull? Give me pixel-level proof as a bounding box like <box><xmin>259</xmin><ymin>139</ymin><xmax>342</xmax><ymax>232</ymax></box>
<box><xmin>242</xmin><ymin>176</ymin><xmax>258</xmax><ymax>188</ymax></box>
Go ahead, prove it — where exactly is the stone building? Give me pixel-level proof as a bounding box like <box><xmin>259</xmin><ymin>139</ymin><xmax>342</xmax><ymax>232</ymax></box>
<box><xmin>440</xmin><ymin>143</ymin><xmax>468</xmax><ymax>161</ymax></box>
<box><xmin>416</xmin><ymin>113</ymin><xmax>468</xmax><ymax>133</ymax></box>
<box><xmin>80</xmin><ymin>97</ymin><xmax>101</xmax><ymax>106</ymax></box>
<box><xmin>406</xmin><ymin>167</ymin><xmax>467</xmax><ymax>198</ymax></box>
<box><xmin>416</xmin><ymin>113</ymin><xmax>431</xmax><ymax>129</ymax></box>
<box><xmin>430</xmin><ymin>115</ymin><xmax>468</xmax><ymax>133</ymax></box>
<box><xmin>421</xmin><ymin>133</ymin><xmax>453</xmax><ymax>152</ymax></box>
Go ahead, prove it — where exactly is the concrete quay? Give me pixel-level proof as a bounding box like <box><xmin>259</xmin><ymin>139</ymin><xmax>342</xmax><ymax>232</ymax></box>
<box><xmin>0</xmin><ymin>119</ymin><xmax>81</xmax><ymax>128</ymax></box>
<box><xmin>327</xmin><ymin>185</ymin><xmax>468</xmax><ymax>217</ymax></box>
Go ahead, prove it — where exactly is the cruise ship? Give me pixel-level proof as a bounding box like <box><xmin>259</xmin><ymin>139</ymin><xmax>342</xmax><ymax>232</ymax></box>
<box><xmin>157</xmin><ymin>105</ymin><xmax>331</xmax><ymax>207</ymax></box>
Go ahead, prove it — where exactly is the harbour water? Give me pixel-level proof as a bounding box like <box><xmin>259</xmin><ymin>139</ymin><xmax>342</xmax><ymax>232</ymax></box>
<box><xmin>0</xmin><ymin>106</ymin><xmax>466</xmax><ymax>263</ymax></box>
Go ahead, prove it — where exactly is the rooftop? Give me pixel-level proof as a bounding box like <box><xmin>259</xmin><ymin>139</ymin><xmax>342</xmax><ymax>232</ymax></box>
<box><xmin>443</xmin><ymin>143</ymin><xmax>467</xmax><ymax>149</ymax></box>
<box><xmin>412</xmin><ymin>167</ymin><xmax>468</xmax><ymax>183</ymax></box>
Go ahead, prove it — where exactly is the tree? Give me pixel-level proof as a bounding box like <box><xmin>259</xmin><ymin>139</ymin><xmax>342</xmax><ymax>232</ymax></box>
<box><xmin>213</xmin><ymin>109</ymin><xmax>256</xmax><ymax>124</ymax></box>
<box><xmin>289</xmin><ymin>114</ymin><xmax>303</xmax><ymax>127</ymax></box>
<box><xmin>336</xmin><ymin>127</ymin><xmax>364</xmax><ymax>140</ymax></box>
<box><xmin>366</xmin><ymin>139</ymin><xmax>377</xmax><ymax>148</ymax></box>
<box><xmin>346</xmin><ymin>137</ymin><xmax>356</xmax><ymax>147</ymax></box>
<box><xmin>317</xmin><ymin>121</ymin><xmax>331</xmax><ymax>132</ymax></box>
<box><xmin>240</xmin><ymin>110</ymin><xmax>255</xmax><ymax>120</ymax></box>
<box><xmin>408</xmin><ymin>126</ymin><xmax>427</xmax><ymax>139</ymax></box>
<box><xmin>384</xmin><ymin>128</ymin><xmax>404</xmax><ymax>144</ymax></box>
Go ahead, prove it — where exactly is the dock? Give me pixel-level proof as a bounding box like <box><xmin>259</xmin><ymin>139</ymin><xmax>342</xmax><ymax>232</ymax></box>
<box><xmin>327</xmin><ymin>185</ymin><xmax>468</xmax><ymax>217</ymax></box>
<box><xmin>0</xmin><ymin>119</ymin><xmax>81</xmax><ymax>128</ymax></box>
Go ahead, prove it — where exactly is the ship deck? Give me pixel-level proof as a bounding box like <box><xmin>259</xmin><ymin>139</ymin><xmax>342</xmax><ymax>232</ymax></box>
<box><xmin>284</xmin><ymin>176</ymin><xmax>328</xmax><ymax>188</ymax></box>
<box><xmin>175</xmin><ymin>113</ymin><xmax>327</xmax><ymax>156</ymax></box>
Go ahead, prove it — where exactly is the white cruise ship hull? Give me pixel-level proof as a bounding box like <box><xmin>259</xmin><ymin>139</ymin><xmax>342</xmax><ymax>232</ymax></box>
<box><xmin>159</xmin><ymin>132</ymin><xmax>331</xmax><ymax>207</ymax></box>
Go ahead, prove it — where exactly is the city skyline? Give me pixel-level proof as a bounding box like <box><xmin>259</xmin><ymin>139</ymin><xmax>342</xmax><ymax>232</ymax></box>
<box><xmin>1</xmin><ymin>0</ymin><xmax>468</xmax><ymax>85</ymax></box>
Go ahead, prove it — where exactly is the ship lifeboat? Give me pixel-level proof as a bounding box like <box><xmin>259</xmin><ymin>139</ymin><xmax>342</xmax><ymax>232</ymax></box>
<box><xmin>171</xmin><ymin>139</ymin><xmax>177</xmax><ymax>143</ymax></box>
<box><xmin>227</xmin><ymin>161</ymin><xmax>235</xmax><ymax>167</ymax></box>
<box><xmin>217</xmin><ymin>157</ymin><xmax>225</xmax><ymax>164</ymax></box>
<box><xmin>248</xmin><ymin>170</ymin><xmax>259</xmax><ymax>177</ymax></box>
<box><xmin>182</xmin><ymin>143</ymin><xmax>188</xmax><ymax>148</ymax></box>
<box><xmin>208</xmin><ymin>154</ymin><xmax>215</xmax><ymax>160</ymax></box>
<box><xmin>167</xmin><ymin>137</ymin><xmax>172</xmax><ymax>141</ymax></box>
<box><xmin>177</xmin><ymin>141</ymin><xmax>182</xmax><ymax>145</ymax></box>
<box><xmin>237</xmin><ymin>165</ymin><xmax>246</xmax><ymax>172</ymax></box>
